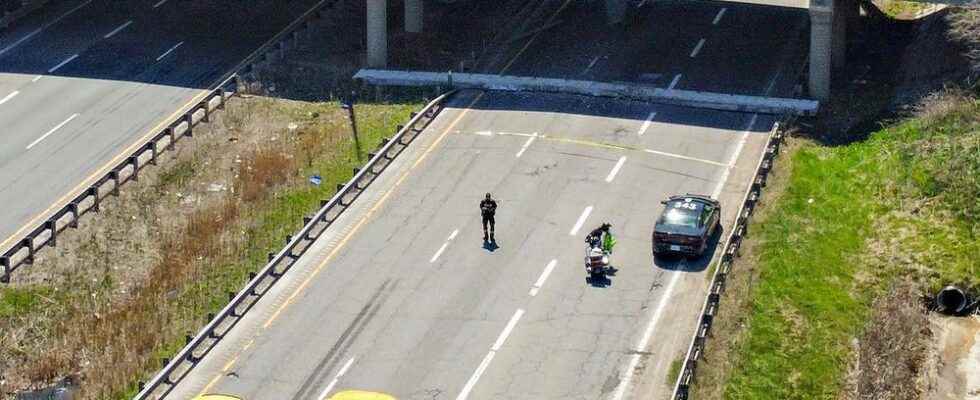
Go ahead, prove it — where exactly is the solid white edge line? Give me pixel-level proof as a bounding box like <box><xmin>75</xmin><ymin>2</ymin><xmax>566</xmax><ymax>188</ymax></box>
<box><xmin>47</xmin><ymin>53</ymin><xmax>79</xmax><ymax>73</ymax></box>
<box><xmin>690</xmin><ymin>38</ymin><xmax>706</xmax><ymax>58</ymax></box>
<box><xmin>457</xmin><ymin>351</ymin><xmax>496</xmax><ymax>400</ymax></box>
<box><xmin>610</xmin><ymin>266</ymin><xmax>684</xmax><ymax>400</ymax></box>
<box><xmin>0</xmin><ymin>0</ymin><xmax>93</xmax><ymax>58</ymax></box>
<box><xmin>637</xmin><ymin>111</ymin><xmax>656</xmax><ymax>136</ymax></box>
<box><xmin>31</xmin><ymin>75</ymin><xmax>42</xmax><ymax>82</ymax></box>
<box><xmin>529</xmin><ymin>259</ymin><xmax>558</xmax><ymax>296</ymax></box>
<box><xmin>27</xmin><ymin>113</ymin><xmax>79</xmax><ymax>150</ymax></box>
<box><xmin>492</xmin><ymin>308</ymin><xmax>525</xmax><ymax>351</ymax></box>
<box><xmin>0</xmin><ymin>91</ymin><xmax>19</xmax><ymax>105</ymax></box>
<box><xmin>643</xmin><ymin>148</ymin><xmax>728</xmax><ymax>167</ymax></box>
<box><xmin>711</xmin><ymin>114</ymin><xmax>756</xmax><ymax>198</ymax></box>
<box><xmin>152</xmin><ymin>0</ymin><xmax>169</xmax><ymax>8</ymax></box>
<box><xmin>668</xmin><ymin>74</ymin><xmax>682</xmax><ymax>90</ymax></box>
<box><xmin>103</xmin><ymin>20</ymin><xmax>132</xmax><ymax>39</ymax></box>
<box><xmin>569</xmin><ymin>205</ymin><xmax>593</xmax><ymax>235</ymax></box>
<box><xmin>156</xmin><ymin>41</ymin><xmax>184</xmax><ymax>61</ymax></box>
<box><xmin>430</xmin><ymin>242</ymin><xmax>449</xmax><ymax>263</ymax></box>
<box><xmin>515</xmin><ymin>132</ymin><xmax>537</xmax><ymax>158</ymax></box>
<box><xmin>713</xmin><ymin>7</ymin><xmax>727</xmax><ymax>25</ymax></box>
<box><xmin>605</xmin><ymin>156</ymin><xmax>627</xmax><ymax>183</ymax></box>
<box><xmin>317</xmin><ymin>356</ymin><xmax>356</xmax><ymax>400</ymax></box>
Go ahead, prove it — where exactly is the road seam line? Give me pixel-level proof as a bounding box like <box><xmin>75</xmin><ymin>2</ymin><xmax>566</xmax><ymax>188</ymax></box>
<box><xmin>529</xmin><ymin>259</ymin><xmax>558</xmax><ymax>296</ymax></box>
<box><xmin>582</xmin><ymin>55</ymin><xmax>600</xmax><ymax>75</ymax></box>
<box><xmin>317</xmin><ymin>356</ymin><xmax>356</xmax><ymax>400</ymax></box>
<box><xmin>27</xmin><ymin>113</ymin><xmax>78</xmax><ymax>150</ymax></box>
<box><xmin>569</xmin><ymin>206</ymin><xmax>593</xmax><ymax>236</ymax></box>
<box><xmin>605</xmin><ymin>156</ymin><xmax>627</xmax><ymax>183</ymax></box>
<box><xmin>637</xmin><ymin>111</ymin><xmax>656</xmax><ymax>136</ymax></box>
<box><xmin>103</xmin><ymin>20</ymin><xmax>133</xmax><ymax>39</ymax></box>
<box><xmin>690</xmin><ymin>38</ymin><xmax>706</xmax><ymax>58</ymax></box>
<box><xmin>48</xmin><ymin>54</ymin><xmax>79</xmax><ymax>73</ymax></box>
<box><xmin>152</xmin><ymin>0</ymin><xmax>169</xmax><ymax>8</ymax></box>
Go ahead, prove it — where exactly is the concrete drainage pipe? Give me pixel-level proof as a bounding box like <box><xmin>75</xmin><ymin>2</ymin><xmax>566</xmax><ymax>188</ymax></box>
<box><xmin>936</xmin><ymin>285</ymin><xmax>969</xmax><ymax>315</ymax></box>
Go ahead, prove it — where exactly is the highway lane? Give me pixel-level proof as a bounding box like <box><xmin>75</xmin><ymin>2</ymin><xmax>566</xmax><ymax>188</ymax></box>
<box><xmin>503</xmin><ymin>0</ymin><xmax>809</xmax><ymax>97</ymax></box>
<box><xmin>0</xmin><ymin>0</ymin><xmax>321</xmax><ymax>258</ymax></box>
<box><xmin>164</xmin><ymin>88</ymin><xmax>775</xmax><ymax>400</ymax></box>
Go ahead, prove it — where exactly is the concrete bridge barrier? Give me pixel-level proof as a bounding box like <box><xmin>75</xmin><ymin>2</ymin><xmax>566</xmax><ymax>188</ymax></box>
<box><xmin>355</xmin><ymin>69</ymin><xmax>820</xmax><ymax>116</ymax></box>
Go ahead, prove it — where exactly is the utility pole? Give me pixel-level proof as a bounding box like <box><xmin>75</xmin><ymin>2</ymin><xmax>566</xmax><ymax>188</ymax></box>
<box><xmin>341</xmin><ymin>91</ymin><xmax>362</xmax><ymax>162</ymax></box>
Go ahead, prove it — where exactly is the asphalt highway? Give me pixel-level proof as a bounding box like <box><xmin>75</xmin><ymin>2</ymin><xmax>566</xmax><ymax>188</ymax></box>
<box><xmin>164</xmin><ymin>1</ymin><xmax>804</xmax><ymax>399</ymax></box>
<box><xmin>0</xmin><ymin>0</ymin><xmax>320</xmax><ymax>256</ymax></box>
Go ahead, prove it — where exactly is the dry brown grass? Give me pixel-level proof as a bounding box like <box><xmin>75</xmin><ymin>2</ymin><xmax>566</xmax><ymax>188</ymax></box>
<box><xmin>840</xmin><ymin>281</ymin><xmax>930</xmax><ymax>400</ymax></box>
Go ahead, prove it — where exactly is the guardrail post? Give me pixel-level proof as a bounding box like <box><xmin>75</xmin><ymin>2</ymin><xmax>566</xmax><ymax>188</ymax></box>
<box><xmin>89</xmin><ymin>187</ymin><xmax>101</xmax><ymax>212</ymax></box>
<box><xmin>109</xmin><ymin>170</ymin><xmax>120</xmax><ymax>196</ymax></box>
<box><xmin>166</xmin><ymin>127</ymin><xmax>176</xmax><ymax>150</ymax></box>
<box><xmin>185</xmin><ymin>114</ymin><xmax>194</xmax><ymax>137</ymax></box>
<box><xmin>217</xmin><ymin>88</ymin><xmax>226</xmax><ymax>109</ymax></box>
<box><xmin>201</xmin><ymin>102</ymin><xmax>210</xmax><ymax>123</ymax></box>
<box><xmin>22</xmin><ymin>237</ymin><xmax>34</xmax><ymax>265</ymax></box>
<box><xmin>1</xmin><ymin>256</ymin><xmax>10</xmax><ymax>283</ymax></box>
<box><xmin>45</xmin><ymin>220</ymin><xmax>57</xmax><ymax>247</ymax></box>
<box><xmin>149</xmin><ymin>141</ymin><xmax>158</xmax><ymax>165</ymax></box>
<box><xmin>68</xmin><ymin>203</ymin><xmax>79</xmax><ymax>228</ymax></box>
<box><xmin>130</xmin><ymin>156</ymin><xmax>140</xmax><ymax>182</ymax></box>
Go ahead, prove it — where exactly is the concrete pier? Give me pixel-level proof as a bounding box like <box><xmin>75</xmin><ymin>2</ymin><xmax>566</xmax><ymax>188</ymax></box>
<box><xmin>367</xmin><ymin>0</ymin><xmax>388</xmax><ymax>67</ymax></box>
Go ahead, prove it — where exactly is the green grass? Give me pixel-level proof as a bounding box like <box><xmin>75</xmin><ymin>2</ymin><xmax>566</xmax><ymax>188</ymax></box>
<box><xmin>0</xmin><ymin>286</ymin><xmax>53</xmax><ymax>319</ymax></box>
<box><xmin>723</xmin><ymin>96</ymin><xmax>979</xmax><ymax>399</ymax></box>
<box><xmin>668</xmin><ymin>356</ymin><xmax>684</xmax><ymax>386</ymax></box>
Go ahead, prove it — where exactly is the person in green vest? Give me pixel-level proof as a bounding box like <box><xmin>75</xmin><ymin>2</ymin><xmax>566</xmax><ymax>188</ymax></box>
<box><xmin>585</xmin><ymin>222</ymin><xmax>616</xmax><ymax>254</ymax></box>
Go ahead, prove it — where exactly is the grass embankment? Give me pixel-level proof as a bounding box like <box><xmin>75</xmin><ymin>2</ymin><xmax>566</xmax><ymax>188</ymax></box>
<box><xmin>695</xmin><ymin>92</ymin><xmax>978</xmax><ymax>400</ymax></box>
<box><xmin>0</xmin><ymin>96</ymin><xmax>422</xmax><ymax>399</ymax></box>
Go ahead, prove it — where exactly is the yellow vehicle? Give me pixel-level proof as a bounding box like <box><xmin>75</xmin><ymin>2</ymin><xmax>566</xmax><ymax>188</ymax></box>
<box><xmin>327</xmin><ymin>390</ymin><xmax>397</xmax><ymax>400</ymax></box>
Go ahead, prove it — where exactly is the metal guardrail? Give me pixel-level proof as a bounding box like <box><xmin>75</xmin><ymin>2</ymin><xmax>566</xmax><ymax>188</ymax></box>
<box><xmin>0</xmin><ymin>0</ymin><xmax>345</xmax><ymax>283</ymax></box>
<box><xmin>132</xmin><ymin>91</ymin><xmax>454</xmax><ymax>399</ymax></box>
<box><xmin>671</xmin><ymin>119</ymin><xmax>789</xmax><ymax>400</ymax></box>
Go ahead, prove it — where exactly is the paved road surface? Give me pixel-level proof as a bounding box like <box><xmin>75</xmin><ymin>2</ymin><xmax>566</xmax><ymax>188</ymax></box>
<box><xmin>0</xmin><ymin>0</ymin><xmax>320</xmax><ymax>256</ymax></box>
<box><xmin>163</xmin><ymin>1</ymin><xmax>804</xmax><ymax>399</ymax></box>
<box><xmin>168</xmin><ymin>87</ymin><xmax>775</xmax><ymax>400</ymax></box>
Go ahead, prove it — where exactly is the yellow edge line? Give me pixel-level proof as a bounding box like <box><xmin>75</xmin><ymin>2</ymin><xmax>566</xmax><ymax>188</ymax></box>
<box><xmin>196</xmin><ymin>92</ymin><xmax>484</xmax><ymax>396</ymax></box>
<box><xmin>0</xmin><ymin>89</ymin><xmax>214</xmax><ymax>251</ymax></box>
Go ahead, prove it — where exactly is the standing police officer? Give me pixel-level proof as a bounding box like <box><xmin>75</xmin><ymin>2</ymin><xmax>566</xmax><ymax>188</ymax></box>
<box><xmin>480</xmin><ymin>193</ymin><xmax>497</xmax><ymax>242</ymax></box>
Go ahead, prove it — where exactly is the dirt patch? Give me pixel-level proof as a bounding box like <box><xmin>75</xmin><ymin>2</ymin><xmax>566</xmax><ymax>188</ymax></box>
<box><xmin>922</xmin><ymin>316</ymin><xmax>980</xmax><ymax>400</ymax></box>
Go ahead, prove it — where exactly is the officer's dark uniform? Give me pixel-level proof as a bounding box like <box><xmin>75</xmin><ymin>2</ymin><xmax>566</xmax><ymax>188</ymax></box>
<box><xmin>480</xmin><ymin>195</ymin><xmax>497</xmax><ymax>241</ymax></box>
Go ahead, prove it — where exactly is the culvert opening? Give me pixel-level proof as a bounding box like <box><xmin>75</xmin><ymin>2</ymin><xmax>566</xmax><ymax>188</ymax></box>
<box><xmin>936</xmin><ymin>286</ymin><xmax>968</xmax><ymax>315</ymax></box>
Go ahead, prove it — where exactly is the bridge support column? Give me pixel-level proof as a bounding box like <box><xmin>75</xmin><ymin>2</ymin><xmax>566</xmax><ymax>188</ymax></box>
<box><xmin>808</xmin><ymin>0</ymin><xmax>833</xmax><ymax>100</ymax></box>
<box><xmin>605</xmin><ymin>0</ymin><xmax>628</xmax><ymax>24</ymax></box>
<box><xmin>367</xmin><ymin>0</ymin><xmax>388</xmax><ymax>67</ymax></box>
<box><xmin>405</xmin><ymin>0</ymin><xmax>423</xmax><ymax>33</ymax></box>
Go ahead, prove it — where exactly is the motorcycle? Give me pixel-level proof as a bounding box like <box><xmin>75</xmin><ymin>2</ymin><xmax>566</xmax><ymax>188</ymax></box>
<box><xmin>584</xmin><ymin>243</ymin><xmax>611</xmax><ymax>280</ymax></box>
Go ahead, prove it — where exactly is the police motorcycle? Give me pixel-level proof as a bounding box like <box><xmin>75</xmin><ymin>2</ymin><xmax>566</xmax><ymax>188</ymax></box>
<box><xmin>584</xmin><ymin>234</ymin><xmax>612</xmax><ymax>280</ymax></box>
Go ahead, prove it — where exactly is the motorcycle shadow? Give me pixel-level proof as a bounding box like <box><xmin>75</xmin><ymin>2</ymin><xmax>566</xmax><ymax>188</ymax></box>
<box><xmin>586</xmin><ymin>267</ymin><xmax>618</xmax><ymax>288</ymax></box>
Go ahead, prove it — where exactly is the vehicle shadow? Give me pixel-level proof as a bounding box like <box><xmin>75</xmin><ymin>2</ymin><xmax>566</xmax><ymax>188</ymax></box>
<box><xmin>651</xmin><ymin>225</ymin><xmax>724</xmax><ymax>273</ymax></box>
<box><xmin>586</xmin><ymin>266</ymin><xmax>618</xmax><ymax>288</ymax></box>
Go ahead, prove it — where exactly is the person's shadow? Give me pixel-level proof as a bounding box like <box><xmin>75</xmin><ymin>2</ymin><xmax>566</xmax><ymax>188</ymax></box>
<box><xmin>483</xmin><ymin>239</ymin><xmax>500</xmax><ymax>252</ymax></box>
